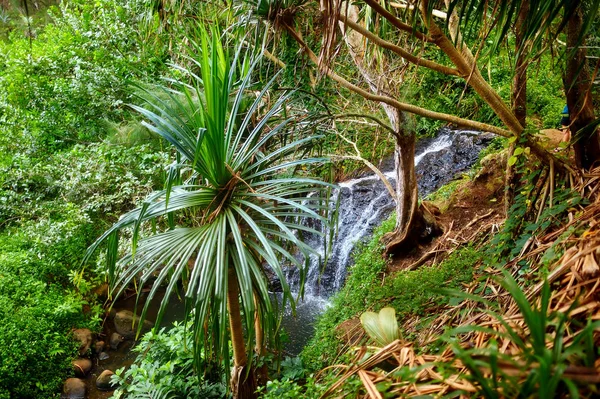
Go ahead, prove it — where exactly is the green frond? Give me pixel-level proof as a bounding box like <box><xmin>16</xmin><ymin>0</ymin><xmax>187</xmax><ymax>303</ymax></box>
<box><xmin>85</xmin><ymin>26</ymin><xmax>332</xmax><ymax>380</ymax></box>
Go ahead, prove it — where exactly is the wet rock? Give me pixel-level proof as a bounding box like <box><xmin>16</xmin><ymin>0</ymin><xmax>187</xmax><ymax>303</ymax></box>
<box><xmin>416</xmin><ymin>130</ymin><xmax>494</xmax><ymax>194</ymax></box>
<box><xmin>63</xmin><ymin>378</ymin><xmax>86</xmax><ymax>398</ymax></box>
<box><xmin>98</xmin><ymin>351</ymin><xmax>110</xmax><ymax>361</ymax></box>
<box><xmin>96</xmin><ymin>369</ymin><xmax>117</xmax><ymax>391</ymax></box>
<box><xmin>72</xmin><ymin>358</ymin><xmax>92</xmax><ymax>377</ymax></box>
<box><xmin>94</xmin><ymin>340</ymin><xmax>105</xmax><ymax>354</ymax></box>
<box><xmin>72</xmin><ymin>328</ymin><xmax>93</xmax><ymax>356</ymax></box>
<box><xmin>109</xmin><ymin>332</ymin><xmax>125</xmax><ymax>350</ymax></box>
<box><xmin>113</xmin><ymin>310</ymin><xmax>153</xmax><ymax>339</ymax></box>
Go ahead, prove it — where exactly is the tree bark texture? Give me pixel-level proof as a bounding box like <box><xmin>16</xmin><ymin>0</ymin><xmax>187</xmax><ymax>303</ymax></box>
<box><xmin>339</xmin><ymin>2</ymin><xmax>437</xmax><ymax>253</ymax></box>
<box><xmin>383</xmin><ymin>132</ymin><xmax>441</xmax><ymax>254</ymax></box>
<box><xmin>565</xmin><ymin>6</ymin><xmax>600</xmax><ymax>170</ymax></box>
<box><xmin>227</xmin><ymin>268</ymin><xmax>257</xmax><ymax>399</ymax></box>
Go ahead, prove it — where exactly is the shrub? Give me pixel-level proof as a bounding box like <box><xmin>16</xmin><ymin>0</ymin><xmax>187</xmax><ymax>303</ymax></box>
<box><xmin>0</xmin><ymin>273</ymin><xmax>81</xmax><ymax>398</ymax></box>
<box><xmin>0</xmin><ymin>0</ymin><xmax>168</xmax><ymax>154</ymax></box>
<box><xmin>112</xmin><ymin>321</ymin><xmax>227</xmax><ymax>399</ymax></box>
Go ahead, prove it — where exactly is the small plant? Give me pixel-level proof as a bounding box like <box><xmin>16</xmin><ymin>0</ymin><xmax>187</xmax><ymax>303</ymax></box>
<box><xmin>112</xmin><ymin>321</ymin><xmax>227</xmax><ymax>399</ymax></box>
<box><xmin>360</xmin><ymin>307</ymin><xmax>400</xmax><ymax>347</ymax></box>
<box><xmin>445</xmin><ymin>272</ymin><xmax>600</xmax><ymax>398</ymax></box>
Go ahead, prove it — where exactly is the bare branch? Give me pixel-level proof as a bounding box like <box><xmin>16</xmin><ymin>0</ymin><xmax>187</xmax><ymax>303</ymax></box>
<box><xmin>339</xmin><ymin>15</ymin><xmax>460</xmax><ymax>77</ymax></box>
<box><xmin>283</xmin><ymin>23</ymin><xmax>513</xmax><ymax>137</ymax></box>
<box><xmin>330</xmin><ymin>129</ymin><xmax>397</xmax><ymax>201</ymax></box>
<box><xmin>363</xmin><ymin>0</ymin><xmax>433</xmax><ymax>42</ymax></box>
<box><xmin>390</xmin><ymin>1</ymin><xmax>447</xmax><ymax>20</ymax></box>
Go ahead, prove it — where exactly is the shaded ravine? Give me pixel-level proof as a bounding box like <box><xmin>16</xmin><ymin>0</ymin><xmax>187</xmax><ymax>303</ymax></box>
<box><xmin>83</xmin><ymin>290</ymin><xmax>187</xmax><ymax>399</ymax></box>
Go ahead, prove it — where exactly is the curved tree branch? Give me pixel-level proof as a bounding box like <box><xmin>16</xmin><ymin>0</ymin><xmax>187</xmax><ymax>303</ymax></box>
<box><xmin>339</xmin><ymin>15</ymin><xmax>460</xmax><ymax>77</ymax></box>
<box><xmin>283</xmin><ymin>22</ymin><xmax>513</xmax><ymax>137</ymax></box>
<box><xmin>363</xmin><ymin>0</ymin><xmax>433</xmax><ymax>42</ymax></box>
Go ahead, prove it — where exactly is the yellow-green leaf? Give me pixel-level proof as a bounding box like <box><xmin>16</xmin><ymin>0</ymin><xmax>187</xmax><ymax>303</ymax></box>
<box><xmin>360</xmin><ymin>307</ymin><xmax>399</xmax><ymax>346</ymax></box>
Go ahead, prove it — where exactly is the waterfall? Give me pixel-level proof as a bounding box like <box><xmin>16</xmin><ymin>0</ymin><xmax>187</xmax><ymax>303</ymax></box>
<box><xmin>278</xmin><ymin>128</ymin><xmax>494</xmax><ymax>354</ymax></box>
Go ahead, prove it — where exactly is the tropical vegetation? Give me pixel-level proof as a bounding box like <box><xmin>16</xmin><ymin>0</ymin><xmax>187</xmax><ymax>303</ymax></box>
<box><xmin>0</xmin><ymin>0</ymin><xmax>599</xmax><ymax>398</ymax></box>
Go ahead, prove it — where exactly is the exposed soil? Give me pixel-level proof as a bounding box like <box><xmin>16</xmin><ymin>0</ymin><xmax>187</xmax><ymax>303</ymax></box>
<box><xmin>388</xmin><ymin>150</ymin><xmax>507</xmax><ymax>272</ymax></box>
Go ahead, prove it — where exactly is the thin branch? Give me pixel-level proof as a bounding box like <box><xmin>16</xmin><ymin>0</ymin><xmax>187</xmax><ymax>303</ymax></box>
<box><xmin>314</xmin><ymin>112</ymin><xmax>399</xmax><ymax>138</ymax></box>
<box><xmin>339</xmin><ymin>16</ymin><xmax>460</xmax><ymax>76</ymax></box>
<box><xmin>283</xmin><ymin>23</ymin><xmax>513</xmax><ymax>137</ymax></box>
<box><xmin>330</xmin><ymin>154</ymin><xmax>397</xmax><ymax>200</ymax></box>
<box><xmin>329</xmin><ymin>128</ymin><xmax>397</xmax><ymax>201</ymax></box>
<box><xmin>363</xmin><ymin>0</ymin><xmax>433</xmax><ymax>42</ymax></box>
<box><xmin>263</xmin><ymin>49</ymin><xmax>286</xmax><ymax>69</ymax></box>
<box><xmin>390</xmin><ymin>1</ymin><xmax>447</xmax><ymax>20</ymax></box>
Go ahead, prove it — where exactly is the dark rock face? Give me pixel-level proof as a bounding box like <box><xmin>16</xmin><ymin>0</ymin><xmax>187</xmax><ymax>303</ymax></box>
<box><xmin>283</xmin><ymin>128</ymin><xmax>495</xmax><ymax>298</ymax></box>
<box><xmin>96</xmin><ymin>369</ymin><xmax>117</xmax><ymax>391</ymax></box>
<box><xmin>274</xmin><ymin>127</ymin><xmax>497</xmax><ymax>354</ymax></box>
<box><xmin>72</xmin><ymin>358</ymin><xmax>92</xmax><ymax>378</ymax></box>
<box><xmin>72</xmin><ymin>328</ymin><xmax>93</xmax><ymax>356</ymax></box>
<box><xmin>416</xmin><ymin>130</ymin><xmax>494</xmax><ymax>194</ymax></box>
<box><xmin>113</xmin><ymin>310</ymin><xmax>153</xmax><ymax>339</ymax></box>
<box><xmin>63</xmin><ymin>378</ymin><xmax>86</xmax><ymax>398</ymax></box>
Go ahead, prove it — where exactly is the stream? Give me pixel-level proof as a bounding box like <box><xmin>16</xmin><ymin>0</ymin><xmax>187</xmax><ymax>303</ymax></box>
<box><xmin>84</xmin><ymin>127</ymin><xmax>493</xmax><ymax>397</ymax></box>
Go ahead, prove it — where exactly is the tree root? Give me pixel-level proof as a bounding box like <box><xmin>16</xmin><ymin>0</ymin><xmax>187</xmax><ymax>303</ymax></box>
<box><xmin>383</xmin><ymin>202</ymin><xmax>443</xmax><ymax>256</ymax></box>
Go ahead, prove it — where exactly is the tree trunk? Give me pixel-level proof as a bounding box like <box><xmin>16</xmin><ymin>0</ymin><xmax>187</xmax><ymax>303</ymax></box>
<box><xmin>565</xmin><ymin>6</ymin><xmax>600</xmax><ymax>170</ymax></box>
<box><xmin>338</xmin><ymin>2</ymin><xmax>439</xmax><ymax>253</ymax></box>
<box><xmin>418</xmin><ymin>0</ymin><xmax>574</xmax><ymax>175</ymax></box>
<box><xmin>505</xmin><ymin>1</ymin><xmax>529</xmax><ymax>214</ymax></box>
<box><xmin>227</xmin><ymin>268</ymin><xmax>257</xmax><ymax>399</ymax></box>
<box><xmin>253</xmin><ymin>296</ymin><xmax>268</xmax><ymax>386</ymax></box>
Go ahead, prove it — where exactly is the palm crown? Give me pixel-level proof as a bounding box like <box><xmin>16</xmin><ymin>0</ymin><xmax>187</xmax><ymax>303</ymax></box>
<box><xmin>85</xmin><ymin>29</ymin><xmax>332</xmax><ymax>379</ymax></box>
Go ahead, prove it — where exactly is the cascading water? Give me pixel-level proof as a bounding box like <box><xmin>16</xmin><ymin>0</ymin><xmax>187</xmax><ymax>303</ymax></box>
<box><xmin>279</xmin><ymin>128</ymin><xmax>494</xmax><ymax>354</ymax></box>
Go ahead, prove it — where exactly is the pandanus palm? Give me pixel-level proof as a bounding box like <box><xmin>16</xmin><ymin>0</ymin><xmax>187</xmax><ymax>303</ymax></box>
<box><xmin>85</xmin><ymin>30</ymin><xmax>331</xmax><ymax>398</ymax></box>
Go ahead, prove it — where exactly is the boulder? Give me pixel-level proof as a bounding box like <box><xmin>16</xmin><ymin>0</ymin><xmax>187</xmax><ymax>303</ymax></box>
<box><xmin>109</xmin><ymin>332</ymin><xmax>124</xmax><ymax>350</ymax></box>
<box><xmin>72</xmin><ymin>358</ymin><xmax>92</xmax><ymax>378</ymax></box>
<box><xmin>96</xmin><ymin>369</ymin><xmax>117</xmax><ymax>391</ymax></box>
<box><xmin>94</xmin><ymin>340</ymin><xmax>105</xmax><ymax>354</ymax></box>
<box><xmin>113</xmin><ymin>310</ymin><xmax>153</xmax><ymax>339</ymax></box>
<box><xmin>63</xmin><ymin>378</ymin><xmax>86</xmax><ymax>399</ymax></box>
<box><xmin>72</xmin><ymin>328</ymin><xmax>93</xmax><ymax>356</ymax></box>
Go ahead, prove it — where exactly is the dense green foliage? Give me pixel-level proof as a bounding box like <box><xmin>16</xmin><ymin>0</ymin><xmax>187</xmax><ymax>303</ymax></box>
<box><xmin>0</xmin><ymin>143</ymin><xmax>168</xmax><ymax>397</ymax></box>
<box><xmin>408</xmin><ymin>50</ymin><xmax>564</xmax><ymax>134</ymax></box>
<box><xmin>0</xmin><ymin>1</ymin><xmax>172</xmax><ymax>396</ymax></box>
<box><xmin>0</xmin><ymin>0</ymin><xmax>589</xmax><ymax>397</ymax></box>
<box><xmin>113</xmin><ymin>321</ymin><xmax>227</xmax><ymax>399</ymax></box>
<box><xmin>0</xmin><ymin>0</ymin><xmax>167</xmax><ymax>154</ymax></box>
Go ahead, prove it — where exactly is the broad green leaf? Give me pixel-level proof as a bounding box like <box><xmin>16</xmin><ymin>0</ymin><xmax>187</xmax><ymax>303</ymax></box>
<box><xmin>360</xmin><ymin>307</ymin><xmax>400</xmax><ymax>346</ymax></box>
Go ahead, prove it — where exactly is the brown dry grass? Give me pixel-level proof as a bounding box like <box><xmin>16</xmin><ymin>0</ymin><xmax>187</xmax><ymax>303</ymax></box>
<box><xmin>320</xmin><ymin>165</ymin><xmax>600</xmax><ymax>399</ymax></box>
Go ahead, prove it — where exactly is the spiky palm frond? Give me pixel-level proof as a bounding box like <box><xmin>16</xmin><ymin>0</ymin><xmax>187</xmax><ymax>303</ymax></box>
<box><xmin>438</xmin><ymin>0</ymin><xmax>600</xmax><ymax>62</ymax></box>
<box><xmin>85</xmin><ymin>28</ymin><xmax>332</xmax><ymax>372</ymax></box>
